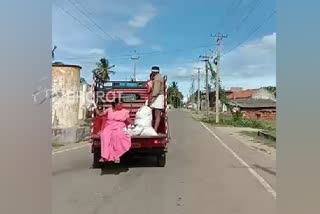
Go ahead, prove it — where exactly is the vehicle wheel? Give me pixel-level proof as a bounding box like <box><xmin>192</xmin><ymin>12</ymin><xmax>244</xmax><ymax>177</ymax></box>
<box><xmin>92</xmin><ymin>148</ymin><xmax>102</xmax><ymax>169</ymax></box>
<box><xmin>156</xmin><ymin>153</ymin><xmax>166</xmax><ymax>167</ymax></box>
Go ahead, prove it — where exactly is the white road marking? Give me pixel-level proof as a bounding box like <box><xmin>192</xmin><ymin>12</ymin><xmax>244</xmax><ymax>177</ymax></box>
<box><xmin>200</xmin><ymin>121</ymin><xmax>277</xmax><ymax>200</ymax></box>
<box><xmin>52</xmin><ymin>143</ymin><xmax>90</xmax><ymax>155</ymax></box>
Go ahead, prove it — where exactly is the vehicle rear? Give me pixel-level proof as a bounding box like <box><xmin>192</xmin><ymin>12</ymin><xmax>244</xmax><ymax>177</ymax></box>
<box><xmin>90</xmin><ymin>73</ymin><xmax>169</xmax><ymax>168</ymax></box>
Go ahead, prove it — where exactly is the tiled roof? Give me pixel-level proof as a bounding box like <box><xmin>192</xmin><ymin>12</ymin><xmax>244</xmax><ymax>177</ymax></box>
<box><xmin>228</xmin><ymin>99</ymin><xmax>276</xmax><ymax>108</ymax></box>
<box><xmin>227</xmin><ymin>89</ymin><xmax>258</xmax><ymax>99</ymax></box>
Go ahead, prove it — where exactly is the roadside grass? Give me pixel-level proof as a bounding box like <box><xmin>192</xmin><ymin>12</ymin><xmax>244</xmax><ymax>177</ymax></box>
<box><xmin>240</xmin><ymin>130</ymin><xmax>276</xmax><ymax>148</ymax></box>
<box><xmin>200</xmin><ymin>113</ymin><xmax>276</xmax><ymax>131</ymax></box>
<box><xmin>52</xmin><ymin>142</ymin><xmax>63</xmax><ymax>148</ymax></box>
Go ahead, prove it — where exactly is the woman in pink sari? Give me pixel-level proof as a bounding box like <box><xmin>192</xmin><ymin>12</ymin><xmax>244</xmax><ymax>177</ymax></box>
<box><xmin>146</xmin><ymin>72</ymin><xmax>154</xmax><ymax>104</ymax></box>
<box><xmin>96</xmin><ymin>98</ymin><xmax>133</xmax><ymax>163</ymax></box>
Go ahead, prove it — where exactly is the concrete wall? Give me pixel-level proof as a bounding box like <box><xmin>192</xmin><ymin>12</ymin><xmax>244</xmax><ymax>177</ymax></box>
<box><xmin>52</xmin><ymin>65</ymin><xmax>81</xmax><ymax>128</ymax></box>
<box><xmin>78</xmin><ymin>83</ymin><xmax>90</xmax><ymax>120</ymax></box>
<box><xmin>252</xmin><ymin>88</ymin><xmax>276</xmax><ymax>101</ymax></box>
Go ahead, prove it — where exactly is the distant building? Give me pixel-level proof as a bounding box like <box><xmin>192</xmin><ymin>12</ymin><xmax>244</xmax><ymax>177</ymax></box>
<box><xmin>206</xmin><ymin>87</ymin><xmax>276</xmax><ymax>121</ymax></box>
<box><xmin>228</xmin><ymin>99</ymin><xmax>276</xmax><ymax>121</ymax></box>
<box><xmin>226</xmin><ymin>88</ymin><xmax>276</xmax><ymax>121</ymax></box>
<box><xmin>227</xmin><ymin>88</ymin><xmax>275</xmax><ymax>101</ymax></box>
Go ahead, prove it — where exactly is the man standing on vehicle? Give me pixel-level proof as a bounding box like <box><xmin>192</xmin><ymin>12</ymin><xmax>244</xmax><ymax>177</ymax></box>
<box><xmin>149</xmin><ymin>66</ymin><xmax>164</xmax><ymax>133</ymax></box>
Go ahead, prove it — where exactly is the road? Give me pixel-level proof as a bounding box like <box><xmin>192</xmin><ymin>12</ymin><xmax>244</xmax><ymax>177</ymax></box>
<box><xmin>52</xmin><ymin>109</ymin><xmax>276</xmax><ymax>214</ymax></box>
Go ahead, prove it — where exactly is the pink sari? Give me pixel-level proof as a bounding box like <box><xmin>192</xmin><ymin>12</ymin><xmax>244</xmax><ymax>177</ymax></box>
<box><xmin>146</xmin><ymin>80</ymin><xmax>153</xmax><ymax>103</ymax></box>
<box><xmin>100</xmin><ymin>108</ymin><xmax>131</xmax><ymax>161</ymax></box>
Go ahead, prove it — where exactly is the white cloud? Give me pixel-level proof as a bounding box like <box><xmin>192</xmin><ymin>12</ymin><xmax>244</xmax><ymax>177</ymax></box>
<box><xmin>220</xmin><ymin>32</ymin><xmax>276</xmax><ymax>89</ymax></box>
<box><xmin>52</xmin><ymin>0</ymin><xmax>158</xmax><ymax>80</ymax></box>
<box><xmin>122</xmin><ymin>35</ymin><xmax>142</xmax><ymax>46</ymax></box>
<box><xmin>154</xmin><ymin>33</ymin><xmax>276</xmax><ymax>96</ymax></box>
<box><xmin>151</xmin><ymin>45</ymin><xmax>162</xmax><ymax>51</ymax></box>
<box><xmin>53</xmin><ymin>0</ymin><xmax>158</xmax><ymax>50</ymax></box>
<box><xmin>128</xmin><ymin>4</ymin><xmax>157</xmax><ymax>28</ymax></box>
<box><xmin>88</xmin><ymin>48</ymin><xmax>105</xmax><ymax>55</ymax></box>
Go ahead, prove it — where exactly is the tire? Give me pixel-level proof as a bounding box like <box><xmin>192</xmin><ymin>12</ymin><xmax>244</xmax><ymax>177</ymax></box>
<box><xmin>92</xmin><ymin>148</ymin><xmax>102</xmax><ymax>169</ymax></box>
<box><xmin>156</xmin><ymin>153</ymin><xmax>166</xmax><ymax>167</ymax></box>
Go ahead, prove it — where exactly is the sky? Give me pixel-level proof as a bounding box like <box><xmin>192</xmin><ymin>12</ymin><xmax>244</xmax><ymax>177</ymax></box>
<box><xmin>52</xmin><ymin>0</ymin><xmax>276</xmax><ymax>98</ymax></box>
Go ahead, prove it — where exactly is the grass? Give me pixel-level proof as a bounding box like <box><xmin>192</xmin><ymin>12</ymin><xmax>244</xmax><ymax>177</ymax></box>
<box><xmin>194</xmin><ymin>111</ymin><xmax>276</xmax><ymax>149</ymax></box>
<box><xmin>264</xmin><ymin>130</ymin><xmax>276</xmax><ymax>138</ymax></box>
<box><xmin>52</xmin><ymin>142</ymin><xmax>63</xmax><ymax>148</ymax></box>
<box><xmin>200</xmin><ymin>113</ymin><xmax>276</xmax><ymax>131</ymax></box>
<box><xmin>240</xmin><ymin>131</ymin><xmax>276</xmax><ymax>148</ymax></box>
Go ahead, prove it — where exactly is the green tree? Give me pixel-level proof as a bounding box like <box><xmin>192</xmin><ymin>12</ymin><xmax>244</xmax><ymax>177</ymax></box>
<box><xmin>52</xmin><ymin>61</ymin><xmax>64</xmax><ymax>65</ymax></box>
<box><xmin>168</xmin><ymin>81</ymin><xmax>183</xmax><ymax>108</ymax></box>
<box><xmin>208</xmin><ymin>60</ymin><xmax>228</xmax><ymax>105</ymax></box>
<box><xmin>93</xmin><ymin>58</ymin><xmax>115</xmax><ymax>81</ymax></box>
<box><xmin>52</xmin><ymin>45</ymin><xmax>57</xmax><ymax>59</ymax></box>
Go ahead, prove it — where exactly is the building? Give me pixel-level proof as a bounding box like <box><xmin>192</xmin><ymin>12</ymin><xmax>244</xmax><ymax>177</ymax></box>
<box><xmin>205</xmin><ymin>87</ymin><xmax>276</xmax><ymax>120</ymax></box>
<box><xmin>226</xmin><ymin>88</ymin><xmax>276</xmax><ymax>121</ymax></box>
<box><xmin>52</xmin><ymin>64</ymin><xmax>81</xmax><ymax>128</ymax></box>
<box><xmin>79</xmin><ymin>78</ymin><xmax>91</xmax><ymax>120</ymax></box>
<box><xmin>227</xmin><ymin>88</ymin><xmax>276</xmax><ymax>101</ymax></box>
<box><xmin>228</xmin><ymin>99</ymin><xmax>276</xmax><ymax>121</ymax></box>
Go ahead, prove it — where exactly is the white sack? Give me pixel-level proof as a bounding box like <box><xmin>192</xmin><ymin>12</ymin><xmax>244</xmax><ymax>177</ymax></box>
<box><xmin>134</xmin><ymin>105</ymin><xmax>153</xmax><ymax>127</ymax></box>
<box><xmin>126</xmin><ymin>125</ymin><xmax>144</xmax><ymax>136</ymax></box>
<box><xmin>134</xmin><ymin>118</ymin><xmax>152</xmax><ymax>127</ymax></box>
<box><xmin>140</xmin><ymin>127</ymin><xmax>158</xmax><ymax>136</ymax></box>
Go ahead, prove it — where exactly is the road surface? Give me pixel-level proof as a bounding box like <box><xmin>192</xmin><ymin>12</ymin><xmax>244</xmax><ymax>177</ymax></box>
<box><xmin>52</xmin><ymin>109</ymin><xmax>276</xmax><ymax>214</ymax></box>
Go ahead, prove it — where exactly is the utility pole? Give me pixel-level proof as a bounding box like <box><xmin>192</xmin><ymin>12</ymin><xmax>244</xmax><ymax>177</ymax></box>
<box><xmin>211</xmin><ymin>33</ymin><xmax>228</xmax><ymax>123</ymax></box>
<box><xmin>131</xmin><ymin>50</ymin><xmax>139</xmax><ymax>81</ymax></box>
<box><xmin>191</xmin><ymin>76</ymin><xmax>195</xmax><ymax>109</ymax></box>
<box><xmin>199</xmin><ymin>55</ymin><xmax>211</xmax><ymax>117</ymax></box>
<box><xmin>194</xmin><ymin>67</ymin><xmax>201</xmax><ymax>113</ymax></box>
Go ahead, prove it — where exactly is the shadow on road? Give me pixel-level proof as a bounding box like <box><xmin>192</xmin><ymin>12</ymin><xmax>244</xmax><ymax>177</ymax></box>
<box><xmin>99</xmin><ymin>156</ymin><xmax>158</xmax><ymax>175</ymax></box>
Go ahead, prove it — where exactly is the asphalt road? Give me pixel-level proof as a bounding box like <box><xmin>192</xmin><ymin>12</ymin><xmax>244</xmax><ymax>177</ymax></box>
<box><xmin>52</xmin><ymin>109</ymin><xmax>276</xmax><ymax>214</ymax></box>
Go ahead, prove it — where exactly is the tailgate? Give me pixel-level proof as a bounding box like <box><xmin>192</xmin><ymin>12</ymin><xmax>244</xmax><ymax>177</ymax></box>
<box><xmin>131</xmin><ymin>133</ymin><xmax>167</xmax><ymax>139</ymax></box>
<box><xmin>131</xmin><ymin>134</ymin><xmax>168</xmax><ymax>149</ymax></box>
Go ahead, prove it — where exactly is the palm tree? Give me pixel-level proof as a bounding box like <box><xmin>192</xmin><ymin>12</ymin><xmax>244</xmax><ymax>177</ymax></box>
<box><xmin>93</xmin><ymin>58</ymin><xmax>115</xmax><ymax>81</ymax></box>
<box><xmin>52</xmin><ymin>45</ymin><xmax>57</xmax><ymax>59</ymax></box>
<box><xmin>168</xmin><ymin>81</ymin><xmax>183</xmax><ymax>108</ymax></box>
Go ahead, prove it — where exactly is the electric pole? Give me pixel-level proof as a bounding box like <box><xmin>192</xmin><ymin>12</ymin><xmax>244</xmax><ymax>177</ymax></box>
<box><xmin>131</xmin><ymin>50</ymin><xmax>139</xmax><ymax>81</ymax></box>
<box><xmin>191</xmin><ymin>76</ymin><xmax>195</xmax><ymax>109</ymax></box>
<box><xmin>199</xmin><ymin>55</ymin><xmax>211</xmax><ymax>117</ymax></box>
<box><xmin>194</xmin><ymin>67</ymin><xmax>201</xmax><ymax>113</ymax></box>
<box><xmin>211</xmin><ymin>33</ymin><xmax>228</xmax><ymax>123</ymax></box>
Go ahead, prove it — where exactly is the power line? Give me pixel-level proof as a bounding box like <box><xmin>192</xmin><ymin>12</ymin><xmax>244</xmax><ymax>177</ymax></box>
<box><xmin>223</xmin><ymin>10</ymin><xmax>276</xmax><ymax>56</ymax></box>
<box><xmin>56</xmin><ymin>43</ymin><xmax>215</xmax><ymax>61</ymax></box>
<box><xmin>235</xmin><ymin>0</ymin><xmax>262</xmax><ymax>32</ymax></box>
<box><xmin>65</xmin><ymin>0</ymin><xmax>127</xmax><ymax>47</ymax></box>
<box><xmin>73</xmin><ymin>0</ymin><xmax>91</xmax><ymax>16</ymax></box>
<box><xmin>219</xmin><ymin>0</ymin><xmax>244</xmax><ymax>32</ymax></box>
<box><xmin>53</xmin><ymin>2</ymin><xmax>107</xmax><ymax>41</ymax></box>
<box><xmin>217</xmin><ymin>0</ymin><xmax>243</xmax><ymax>32</ymax></box>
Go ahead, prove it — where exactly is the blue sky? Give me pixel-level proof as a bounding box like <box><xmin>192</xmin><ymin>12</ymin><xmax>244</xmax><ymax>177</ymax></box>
<box><xmin>52</xmin><ymin>0</ymin><xmax>276</xmax><ymax>98</ymax></box>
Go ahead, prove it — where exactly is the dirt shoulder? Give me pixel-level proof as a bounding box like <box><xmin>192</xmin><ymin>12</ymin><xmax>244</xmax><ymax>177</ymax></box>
<box><xmin>191</xmin><ymin>111</ymin><xmax>276</xmax><ymax>160</ymax></box>
<box><xmin>210</xmin><ymin>126</ymin><xmax>276</xmax><ymax>160</ymax></box>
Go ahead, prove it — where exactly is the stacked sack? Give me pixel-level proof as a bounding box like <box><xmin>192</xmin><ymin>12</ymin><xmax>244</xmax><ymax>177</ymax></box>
<box><xmin>127</xmin><ymin>105</ymin><xmax>158</xmax><ymax>136</ymax></box>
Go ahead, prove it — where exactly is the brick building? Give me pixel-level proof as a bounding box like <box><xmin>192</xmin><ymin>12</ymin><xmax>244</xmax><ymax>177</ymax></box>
<box><xmin>226</xmin><ymin>88</ymin><xmax>276</xmax><ymax>121</ymax></box>
<box><xmin>228</xmin><ymin>99</ymin><xmax>276</xmax><ymax>121</ymax></box>
<box><xmin>205</xmin><ymin>87</ymin><xmax>276</xmax><ymax>120</ymax></box>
